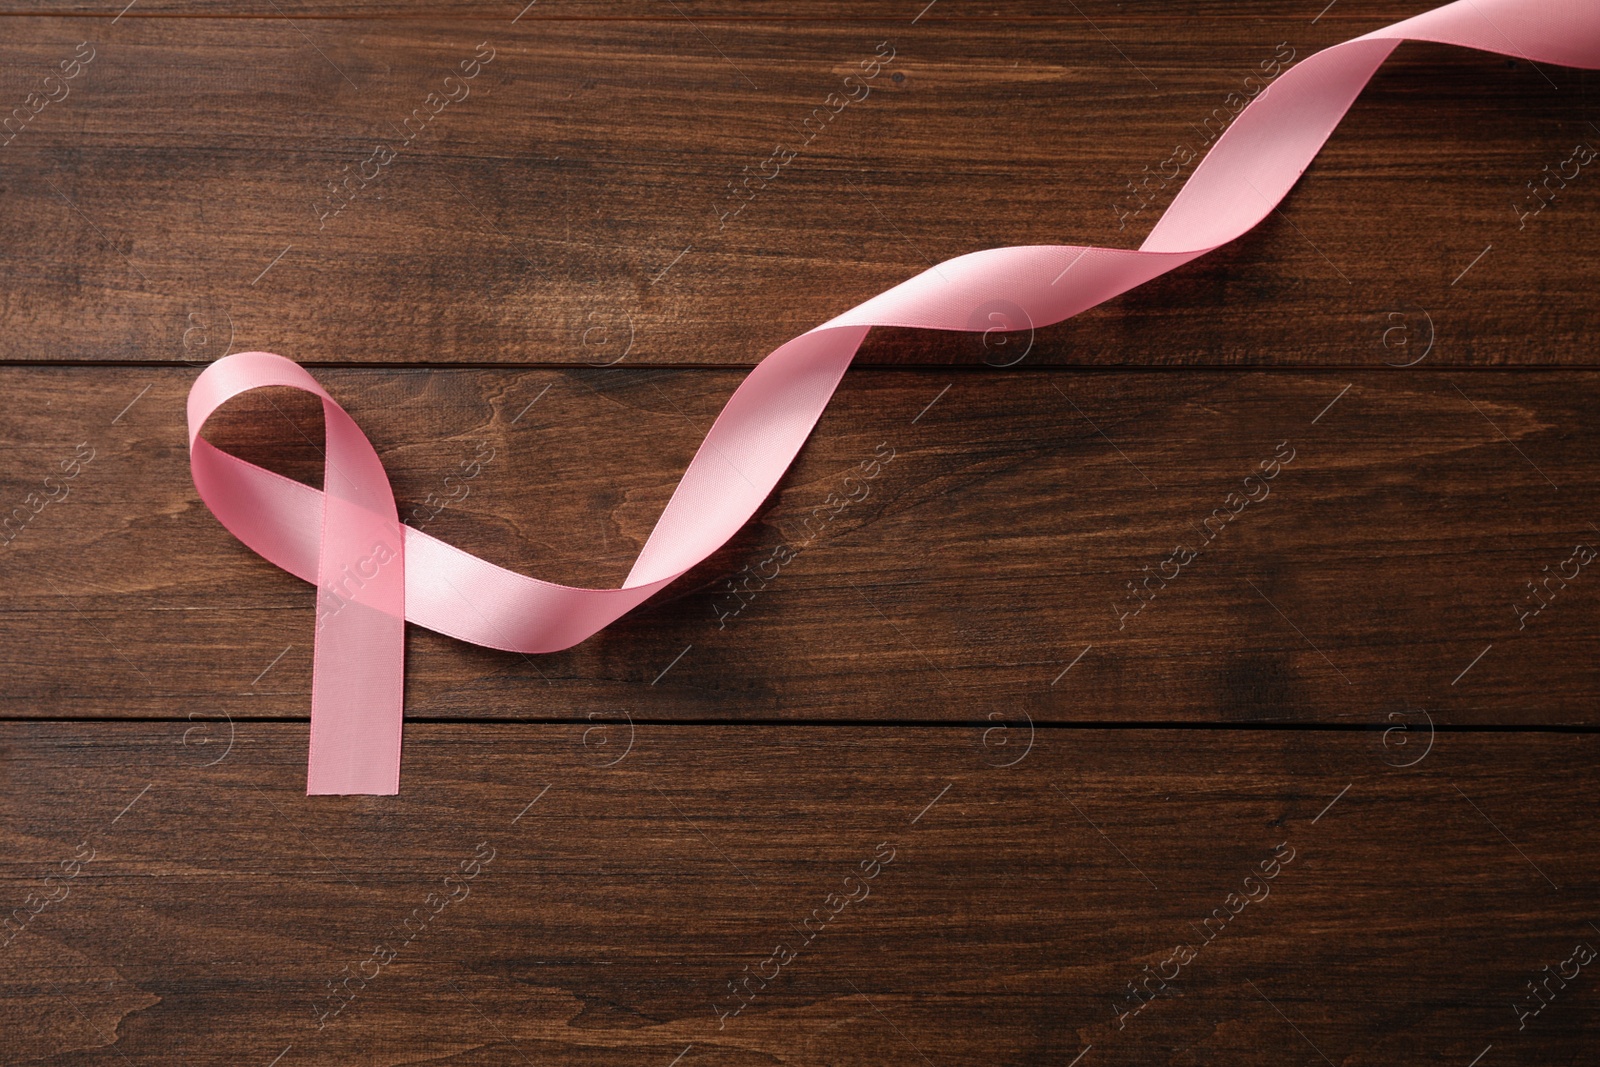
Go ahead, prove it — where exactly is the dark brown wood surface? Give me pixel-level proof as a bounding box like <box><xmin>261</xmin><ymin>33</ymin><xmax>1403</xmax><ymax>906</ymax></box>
<box><xmin>0</xmin><ymin>5</ymin><xmax>1594</xmax><ymax>365</ymax></box>
<box><xmin>2</xmin><ymin>2</ymin><xmax>1599</xmax><ymax>1065</ymax></box>
<box><xmin>3</xmin><ymin>726</ymin><xmax>1597</xmax><ymax>1065</ymax></box>
<box><xmin>4</xmin><ymin>366</ymin><xmax>1600</xmax><ymax>726</ymax></box>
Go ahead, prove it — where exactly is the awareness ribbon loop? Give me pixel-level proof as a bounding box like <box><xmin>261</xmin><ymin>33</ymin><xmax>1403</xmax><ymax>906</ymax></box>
<box><xmin>188</xmin><ymin>0</ymin><xmax>1600</xmax><ymax>794</ymax></box>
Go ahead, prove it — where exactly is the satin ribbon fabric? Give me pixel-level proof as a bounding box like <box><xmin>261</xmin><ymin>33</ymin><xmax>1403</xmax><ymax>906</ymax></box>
<box><xmin>188</xmin><ymin>0</ymin><xmax>1600</xmax><ymax>794</ymax></box>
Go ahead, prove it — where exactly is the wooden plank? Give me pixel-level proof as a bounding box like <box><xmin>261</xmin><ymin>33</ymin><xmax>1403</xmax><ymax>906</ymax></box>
<box><xmin>0</xmin><ymin>0</ymin><xmax>1518</xmax><ymax>21</ymax></box>
<box><xmin>3</xmin><ymin>365</ymin><xmax>1598</xmax><ymax>725</ymax></box>
<box><xmin>0</xmin><ymin>724</ymin><xmax>1593</xmax><ymax>1065</ymax></box>
<box><xmin>0</xmin><ymin>9</ymin><xmax>1592</xmax><ymax>364</ymax></box>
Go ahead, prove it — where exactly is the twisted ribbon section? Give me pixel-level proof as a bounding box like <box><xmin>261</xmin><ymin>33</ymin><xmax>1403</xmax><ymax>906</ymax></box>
<box><xmin>189</xmin><ymin>0</ymin><xmax>1600</xmax><ymax>794</ymax></box>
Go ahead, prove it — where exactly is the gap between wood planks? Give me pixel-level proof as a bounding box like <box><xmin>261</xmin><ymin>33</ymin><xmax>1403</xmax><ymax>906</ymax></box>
<box><xmin>2</xmin><ymin>716</ymin><xmax>1597</xmax><ymax>730</ymax></box>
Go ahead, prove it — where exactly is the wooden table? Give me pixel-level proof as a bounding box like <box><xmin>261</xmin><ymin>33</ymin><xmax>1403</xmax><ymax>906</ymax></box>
<box><xmin>2</xmin><ymin>1</ymin><xmax>1597</xmax><ymax>1063</ymax></box>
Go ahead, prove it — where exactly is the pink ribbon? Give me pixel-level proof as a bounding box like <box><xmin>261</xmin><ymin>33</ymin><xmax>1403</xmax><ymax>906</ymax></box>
<box><xmin>188</xmin><ymin>0</ymin><xmax>1600</xmax><ymax>794</ymax></box>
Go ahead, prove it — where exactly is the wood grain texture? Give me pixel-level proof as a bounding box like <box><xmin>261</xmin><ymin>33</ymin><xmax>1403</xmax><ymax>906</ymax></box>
<box><xmin>0</xmin><ymin>7</ymin><xmax>1594</xmax><ymax>364</ymax></box>
<box><xmin>2</xmin><ymin>366</ymin><xmax>1598</xmax><ymax>725</ymax></box>
<box><xmin>0</xmin><ymin>0</ymin><xmax>1585</xmax><ymax>23</ymax></box>
<box><xmin>1</xmin><ymin>725</ymin><xmax>1594</xmax><ymax>1066</ymax></box>
<box><xmin>3</xmin><ymin>3</ymin><xmax>1598</xmax><ymax>1065</ymax></box>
